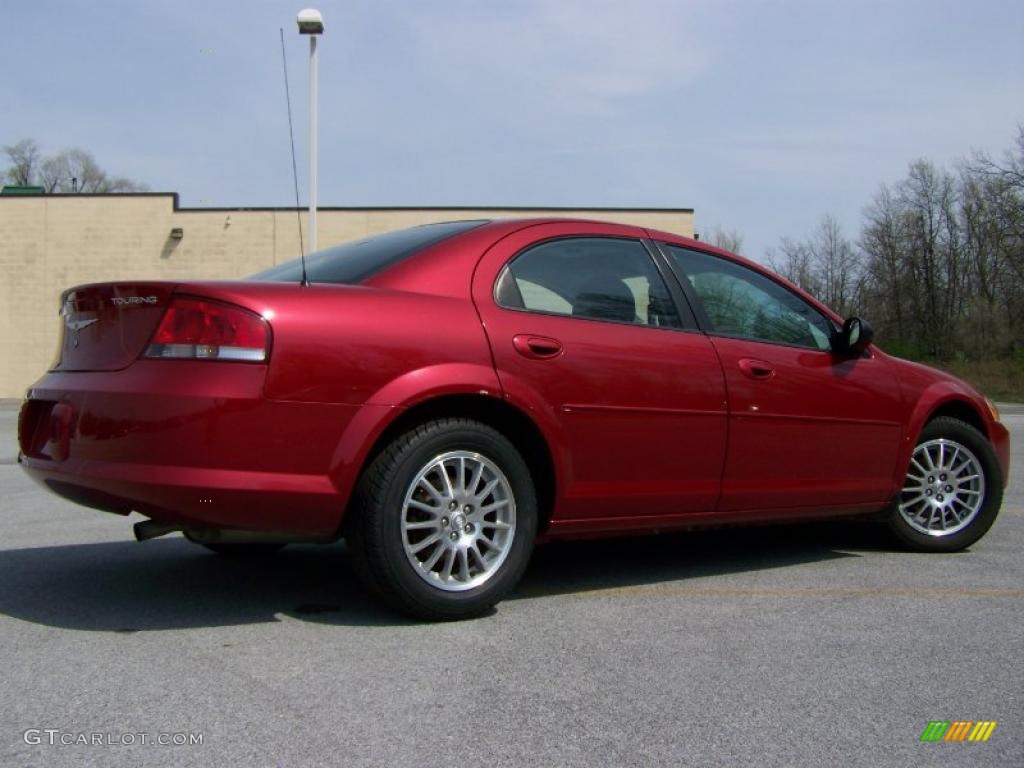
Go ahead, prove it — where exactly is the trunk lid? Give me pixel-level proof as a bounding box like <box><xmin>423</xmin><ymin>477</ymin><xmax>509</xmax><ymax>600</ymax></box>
<box><xmin>54</xmin><ymin>282</ymin><xmax>178</xmax><ymax>371</ymax></box>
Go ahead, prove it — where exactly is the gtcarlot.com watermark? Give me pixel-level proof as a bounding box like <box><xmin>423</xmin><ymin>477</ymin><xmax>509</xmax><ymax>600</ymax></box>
<box><xmin>24</xmin><ymin>729</ymin><xmax>203</xmax><ymax>747</ymax></box>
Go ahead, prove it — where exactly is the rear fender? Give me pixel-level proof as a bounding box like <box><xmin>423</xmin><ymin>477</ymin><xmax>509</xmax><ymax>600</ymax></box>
<box><xmin>325</xmin><ymin>363</ymin><xmax>572</xmax><ymax>527</ymax></box>
<box><xmin>326</xmin><ymin>363</ymin><xmax>503</xmax><ymax>500</ymax></box>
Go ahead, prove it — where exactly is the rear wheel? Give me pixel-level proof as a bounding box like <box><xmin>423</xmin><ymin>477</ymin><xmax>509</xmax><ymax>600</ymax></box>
<box><xmin>888</xmin><ymin>416</ymin><xmax>1003</xmax><ymax>552</ymax></box>
<box><xmin>347</xmin><ymin>418</ymin><xmax>537</xmax><ymax>620</ymax></box>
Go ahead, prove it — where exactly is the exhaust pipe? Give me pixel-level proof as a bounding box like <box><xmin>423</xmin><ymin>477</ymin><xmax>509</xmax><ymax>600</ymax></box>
<box><xmin>133</xmin><ymin>520</ymin><xmax>180</xmax><ymax>542</ymax></box>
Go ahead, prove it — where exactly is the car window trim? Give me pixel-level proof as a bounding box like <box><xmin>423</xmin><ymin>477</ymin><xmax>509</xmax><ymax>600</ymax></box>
<box><xmin>491</xmin><ymin>234</ymin><xmax>700</xmax><ymax>332</ymax></box>
<box><xmin>642</xmin><ymin>238</ymin><xmax>698</xmax><ymax>330</ymax></box>
<box><xmin>652</xmin><ymin>240</ymin><xmax>839</xmax><ymax>352</ymax></box>
<box><xmin>649</xmin><ymin>241</ymin><xmax>717</xmax><ymax>330</ymax></box>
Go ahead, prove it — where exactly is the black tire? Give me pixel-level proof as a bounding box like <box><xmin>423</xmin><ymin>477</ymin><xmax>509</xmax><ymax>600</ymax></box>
<box><xmin>184</xmin><ymin>533</ymin><xmax>286</xmax><ymax>557</ymax></box>
<box><xmin>346</xmin><ymin>418</ymin><xmax>537</xmax><ymax>620</ymax></box>
<box><xmin>887</xmin><ymin>416</ymin><xmax>1003</xmax><ymax>552</ymax></box>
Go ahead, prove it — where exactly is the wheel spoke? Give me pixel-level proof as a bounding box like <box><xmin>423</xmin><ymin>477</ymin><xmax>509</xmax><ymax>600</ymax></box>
<box><xmin>476</xmin><ymin>477</ymin><xmax>501</xmax><ymax>503</ymax></box>
<box><xmin>441</xmin><ymin>549</ymin><xmax>456</xmax><ymax>580</ymax></box>
<box><xmin>439</xmin><ymin>460</ymin><xmax>456</xmax><ymax>499</ymax></box>
<box><xmin>469</xmin><ymin>543</ymin><xmax>488</xmax><ymax>571</ymax></box>
<box><xmin>951</xmin><ymin>496</ymin><xmax>971</xmax><ymax>512</ymax></box>
<box><xmin>468</xmin><ymin>461</ymin><xmax>485</xmax><ymax>496</ymax></box>
<box><xmin>945</xmin><ymin>445</ymin><xmax>960</xmax><ymax>471</ymax></box>
<box><xmin>479</xmin><ymin>499</ymin><xmax>511</xmax><ymax>515</ymax></box>
<box><xmin>422</xmin><ymin>544</ymin><xmax>445</xmax><ymax>571</ymax></box>
<box><xmin>408</xmin><ymin>499</ymin><xmax>440</xmax><ymax>515</ymax></box>
<box><xmin>405</xmin><ymin>520</ymin><xmax>436</xmax><ymax>530</ymax></box>
<box><xmin>456</xmin><ymin>456</ymin><xmax>467</xmax><ymax>496</ymax></box>
<box><xmin>922</xmin><ymin>446</ymin><xmax>936</xmax><ymax>470</ymax></box>
<box><xmin>409</xmin><ymin>533</ymin><xmax>441</xmax><ymax>555</ymax></box>
<box><xmin>417</xmin><ymin>477</ymin><xmax>446</xmax><ymax>506</ymax></box>
<box><xmin>951</xmin><ymin>459</ymin><xmax>972</xmax><ymax>476</ymax></box>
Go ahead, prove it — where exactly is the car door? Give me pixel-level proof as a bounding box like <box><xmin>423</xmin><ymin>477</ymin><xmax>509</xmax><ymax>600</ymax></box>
<box><xmin>659</xmin><ymin>242</ymin><xmax>904</xmax><ymax>512</ymax></box>
<box><xmin>472</xmin><ymin>222</ymin><xmax>728</xmax><ymax>521</ymax></box>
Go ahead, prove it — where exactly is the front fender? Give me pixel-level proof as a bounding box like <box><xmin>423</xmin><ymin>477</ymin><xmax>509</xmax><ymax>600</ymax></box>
<box><xmin>894</xmin><ymin>381</ymin><xmax>993</xmax><ymax>489</ymax></box>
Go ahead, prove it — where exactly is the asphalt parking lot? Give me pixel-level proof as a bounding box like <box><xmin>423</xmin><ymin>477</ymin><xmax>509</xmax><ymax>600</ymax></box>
<box><xmin>1</xmin><ymin>403</ymin><xmax>1021</xmax><ymax>768</ymax></box>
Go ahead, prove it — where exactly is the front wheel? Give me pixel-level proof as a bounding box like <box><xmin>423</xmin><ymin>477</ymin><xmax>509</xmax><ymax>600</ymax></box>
<box><xmin>888</xmin><ymin>416</ymin><xmax>1003</xmax><ymax>552</ymax></box>
<box><xmin>347</xmin><ymin>418</ymin><xmax>537</xmax><ymax>620</ymax></box>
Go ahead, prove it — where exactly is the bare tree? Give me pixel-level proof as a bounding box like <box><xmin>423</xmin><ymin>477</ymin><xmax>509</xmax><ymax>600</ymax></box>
<box><xmin>707</xmin><ymin>226</ymin><xmax>745</xmax><ymax>255</ymax></box>
<box><xmin>3</xmin><ymin>139</ymin><xmax>147</xmax><ymax>192</ymax></box>
<box><xmin>967</xmin><ymin>127</ymin><xmax>1024</xmax><ymax>281</ymax></box>
<box><xmin>861</xmin><ymin>184</ymin><xmax>913</xmax><ymax>347</ymax></box>
<box><xmin>2</xmin><ymin>139</ymin><xmax>42</xmax><ymax>186</ymax></box>
<box><xmin>971</xmin><ymin>125</ymin><xmax>1024</xmax><ymax>189</ymax></box>
<box><xmin>38</xmin><ymin>148</ymin><xmax>148</xmax><ymax>193</ymax></box>
<box><xmin>962</xmin><ymin>127</ymin><xmax>1024</xmax><ymax>354</ymax></box>
<box><xmin>767</xmin><ymin>216</ymin><xmax>861</xmax><ymax>317</ymax></box>
<box><xmin>767</xmin><ymin>237</ymin><xmax>816</xmax><ymax>293</ymax></box>
<box><xmin>762</xmin><ymin>128</ymin><xmax>1024</xmax><ymax>365</ymax></box>
<box><xmin>858</xmin><ymin>135</ymin><xmax>1023</xmax><ymax>359</ymax></box>
<box><xmin>812</xmin><ymin>215</ymin><xmax>861</xmax><ymax>316</ymax></box>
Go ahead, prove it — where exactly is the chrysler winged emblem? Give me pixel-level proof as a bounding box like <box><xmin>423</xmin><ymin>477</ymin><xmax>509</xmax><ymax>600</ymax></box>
<box><xmin>65</xmin><ymin>317</ymin><xmax>98</xmax><ymax>332</ymax></box>
<box><xmin>61</xmin><ymin>293</ymin><xmax>97</xmax><ymax>347</ymax></box>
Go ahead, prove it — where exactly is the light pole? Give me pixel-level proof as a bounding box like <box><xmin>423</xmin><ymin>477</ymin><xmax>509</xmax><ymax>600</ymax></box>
<box><xmin>297</xmin><ymin>8</ymin><xmax>324</xmax><ymax>252</ymax></box>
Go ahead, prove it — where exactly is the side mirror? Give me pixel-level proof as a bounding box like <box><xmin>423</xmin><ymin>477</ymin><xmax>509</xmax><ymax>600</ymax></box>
<box><xmin>835</xmin><ymin>316</ymin><xmax>873</xmax><ymax>355</ymax></box>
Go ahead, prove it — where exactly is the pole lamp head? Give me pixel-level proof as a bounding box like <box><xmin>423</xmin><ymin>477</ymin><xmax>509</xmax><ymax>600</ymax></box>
<box><xmin>297</xmin><ymin>8</ymin><xmax>324</xmax><ymax>35</ymax></box>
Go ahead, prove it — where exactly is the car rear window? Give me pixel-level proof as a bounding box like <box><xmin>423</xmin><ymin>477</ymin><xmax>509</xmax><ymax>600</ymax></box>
<box><xmin>250</xmin><ymin>220</ymin><xmax>488</xmax><ymax>284</ymax></box>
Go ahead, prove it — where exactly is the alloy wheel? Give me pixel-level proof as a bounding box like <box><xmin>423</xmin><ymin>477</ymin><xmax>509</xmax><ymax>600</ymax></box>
<box><xmin>400</xmin><ymin>450</ymin><xmax>517</xmax><ymax>591</ymax></box>
<box><xmin>898</xmin><ymin>438</ymin><xmax>986</xmax><ymax>536</ymax></box>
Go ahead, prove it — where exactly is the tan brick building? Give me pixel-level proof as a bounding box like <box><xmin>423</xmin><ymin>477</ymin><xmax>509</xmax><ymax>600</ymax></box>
<box><xmin>0</xmin><ymin>193</ymin><xmax>694</xmax><ymax>399</ymax></box>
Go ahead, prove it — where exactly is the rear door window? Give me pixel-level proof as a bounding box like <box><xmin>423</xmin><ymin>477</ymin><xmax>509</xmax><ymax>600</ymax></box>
<box><xmin>494</xmin><ymin>237</ymin><xmax>683</xmax><ymax>329</ymax></box>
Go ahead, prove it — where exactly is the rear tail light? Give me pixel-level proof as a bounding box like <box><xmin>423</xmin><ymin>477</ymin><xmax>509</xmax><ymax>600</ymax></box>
<box><xmin>145</xmin><ymin>297</ymin><xmax>269</xmax><ymax>362</ymax></box>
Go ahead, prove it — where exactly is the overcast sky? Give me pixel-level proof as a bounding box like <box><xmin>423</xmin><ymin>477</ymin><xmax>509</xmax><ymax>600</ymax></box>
<box><xmin>3</xmin><ymin>0</ymin><xmax>1022</xmax><ymax>260</ymax></box>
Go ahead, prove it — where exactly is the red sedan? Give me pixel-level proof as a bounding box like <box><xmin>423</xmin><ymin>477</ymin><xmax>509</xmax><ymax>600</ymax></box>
<box><xmin>18</xmin><ymin>219</ymin><xmax>1010</xmax><ymax>619</ymax></box>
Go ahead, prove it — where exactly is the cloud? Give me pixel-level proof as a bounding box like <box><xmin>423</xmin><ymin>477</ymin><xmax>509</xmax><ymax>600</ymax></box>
<box><xmin>396</xmin><ymin>0</ymin><xmax>712</xmax><ymax>109</ymax></box>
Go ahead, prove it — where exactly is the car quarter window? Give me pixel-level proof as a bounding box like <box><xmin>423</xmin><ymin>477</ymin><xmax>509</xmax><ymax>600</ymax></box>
<box><xmin>494</xmin><ymin>237</ymin><xmax>683</xmax><ymax>329</ymax></box>
<box><xmin>663</xmin><ymin>245</ymin><xmax>834</xmax><ymax>351</ymax></box>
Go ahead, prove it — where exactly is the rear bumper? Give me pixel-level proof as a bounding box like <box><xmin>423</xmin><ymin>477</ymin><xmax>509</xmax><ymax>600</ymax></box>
<box><xmin>17</xmin><ymin>363</ymin><xmax>380</xmax><ymax>537</ymax></box>
<box><xmin>19</xmin><ymin>454</ymin><xmax>343</xmax><ymax>535</ymax></box>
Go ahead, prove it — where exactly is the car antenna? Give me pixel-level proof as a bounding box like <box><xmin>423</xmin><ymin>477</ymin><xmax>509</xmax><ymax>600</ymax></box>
<box><xmin>280</xmin><ymin>27</ymin><xmax>309</xmax><ymax>286</ymax></box>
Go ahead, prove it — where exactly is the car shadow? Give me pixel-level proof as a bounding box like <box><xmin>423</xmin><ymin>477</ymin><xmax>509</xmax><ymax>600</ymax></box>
<box><xmin>513</xmin><ymin>518</ymin><xmax>897</xmax><ymax>601</ymax></box>
<box><xmin>0</xmin><ymin>520</ymin><xmax>895</xmax><ymax>631</ymax></box>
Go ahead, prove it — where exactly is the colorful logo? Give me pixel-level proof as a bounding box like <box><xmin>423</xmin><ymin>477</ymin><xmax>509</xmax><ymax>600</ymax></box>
<box><xmin>920</xmin><ymin>721</ymin><xmax>996</xmax><ymax>742</ymax></box>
